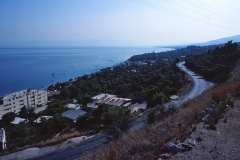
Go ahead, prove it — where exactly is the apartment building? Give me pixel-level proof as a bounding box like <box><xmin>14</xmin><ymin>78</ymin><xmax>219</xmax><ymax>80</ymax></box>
<box><xmin>0</xmin><ymin>90</ymin><xmax>48</xmax><ymax>118</ymax></box>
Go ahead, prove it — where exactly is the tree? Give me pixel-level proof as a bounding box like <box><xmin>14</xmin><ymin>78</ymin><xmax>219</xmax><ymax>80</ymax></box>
<box><xmin>46</xmin><ymin>100</ymin><xmax>67</xmax><ymax>115</ymax></box>
<box><xmin>19</xmin><ymin>106</ymin><xmax>28</xmax><ymax>118</ymax></box>
<box><xmin>51</xmin><ymin>114</ymin><xmax>67</xmax><ymax>133</ymax></box>
<box><xmin>39</xmin><ymin>117</ymin><xmax>54</xmax><ymax>135</ymax></box>
<box><xmin>101</xmin><ymin>106</ymin><xmax>129</xmax><ymax>124</ymax></box>
<box><xmin>1</xmin><ymin>112</ymin><xmax>16</xmax><ymax>124</ymax></box>
<box><xmin>10</xmin><ymin>121</ymin><xmax>36</xmax><ymax>139</ymax></box>
<box><xmin>76</xmin><ymin>115</ymin><xmax>88</xmax><ymax>129</ymax></box>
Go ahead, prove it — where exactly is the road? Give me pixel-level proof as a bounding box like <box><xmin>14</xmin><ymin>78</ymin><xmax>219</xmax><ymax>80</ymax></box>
<box><xmin>32</xmin><ymin>134</ymin><xmax>108</xmax><ymax>160</ymax></box>
<box><xmin>172</xmin><ymin>61</ymin><xmax>214</xmax><ymax>105</ymax></box>
<box><xmin>1</xmin><ymin>62</ymin><xmax>214</xmax><ymax>160</ymax></box>
<box><xmin>129</xmin><ymin>61</ymin><xmax>214</xmax><ymax>131</ymax></box>
<box><xmin>1</xmin><ymin>134</ymin><xmax>108</xmax><ymax>160</ymax></box>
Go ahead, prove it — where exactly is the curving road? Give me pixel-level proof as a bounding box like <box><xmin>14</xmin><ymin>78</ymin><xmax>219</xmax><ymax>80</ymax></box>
<box><xmin>171</xmin><ymin>61</ymin><xmax>214</xmax><ymax>106</ymax></box>
<box><xmin>129</xmin><ymin>61</ymin><xmax>214</xmax><ymax>131</ymax></box>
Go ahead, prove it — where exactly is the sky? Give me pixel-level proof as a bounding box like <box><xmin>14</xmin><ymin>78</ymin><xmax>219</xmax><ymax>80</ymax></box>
<box><xmin>0</xmin><ymin>0</ymin><xmax>240</xmax><ymax>46</ymax></box>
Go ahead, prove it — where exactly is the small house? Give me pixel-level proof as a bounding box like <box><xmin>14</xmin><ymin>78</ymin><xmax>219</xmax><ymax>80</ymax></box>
<box><xmin>62</xmin><ymin>110</ymin><xmax>87</xmax><ymax>122</ymax></box>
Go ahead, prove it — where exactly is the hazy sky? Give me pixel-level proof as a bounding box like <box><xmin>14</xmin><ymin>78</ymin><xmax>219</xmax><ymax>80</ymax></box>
<box><xmin>0</xmin><ymin>0</ymin><xmax>240</xmax><ymax>46</ymax></box>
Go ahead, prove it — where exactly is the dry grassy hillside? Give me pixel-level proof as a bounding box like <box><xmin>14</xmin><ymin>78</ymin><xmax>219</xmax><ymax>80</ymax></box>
<box><xmin>84</xmin><ymin>61</ymin><xmax>240</xmax><ymax>160</ymax></box>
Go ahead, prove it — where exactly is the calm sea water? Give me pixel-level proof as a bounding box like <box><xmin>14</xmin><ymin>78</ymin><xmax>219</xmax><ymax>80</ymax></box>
<box><xmin>0</xmin><ymin>47</ymin><xmax>172</xmax><ymax>96</ymax></box>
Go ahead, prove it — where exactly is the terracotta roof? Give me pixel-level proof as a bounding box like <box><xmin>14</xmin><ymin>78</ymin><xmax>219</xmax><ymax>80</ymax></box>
<box><xmin>97</xmin><ymin>96</ymin><xmax>112</xmax><ymax>104</ymax></box>
<box><xmin>97</xmin><ymin>97</ymin><xmax>131</xmax><ymax>107</ymax></box>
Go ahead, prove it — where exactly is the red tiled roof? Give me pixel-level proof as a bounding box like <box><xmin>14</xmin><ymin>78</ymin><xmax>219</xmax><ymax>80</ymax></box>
<box><xmin>96</xmin><ymin>96</ymin><xmax>131</xmax><ymax>107</ymax></box>
<box><xmin>97</xmin><ymin>97</ymin><xmax>112</xmax><ymax>104</ymax></box>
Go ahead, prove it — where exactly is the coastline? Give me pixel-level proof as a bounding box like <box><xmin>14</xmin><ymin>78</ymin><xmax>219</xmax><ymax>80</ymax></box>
<box><xmin>0</xmin><ymin>47</ymin><xmax>173</xmax><ymax>97</ymax></box>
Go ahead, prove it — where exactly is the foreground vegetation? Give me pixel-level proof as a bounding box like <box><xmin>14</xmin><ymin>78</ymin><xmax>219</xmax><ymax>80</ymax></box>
<box><xmin>84</xmin><ymin>42</ymin><xmax>240</xmax><ymax>159</ymax></box>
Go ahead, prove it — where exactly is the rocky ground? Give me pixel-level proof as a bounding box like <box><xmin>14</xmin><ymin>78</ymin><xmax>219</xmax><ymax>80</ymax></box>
<box><xmin>166</xmin><ymin>99</ymin><xmax>240</xmax><ymax>160</ymax></box>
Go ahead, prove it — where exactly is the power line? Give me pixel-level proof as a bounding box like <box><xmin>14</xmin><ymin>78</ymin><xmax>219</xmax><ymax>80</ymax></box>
<box><xmin>162</xmin><ymin>0</ymin><xmax>240</xmax><ymax>28</ymax></box>
<box><xmin>129</xmin><ymin>0</ymin><xmax>240</xmax><ymax>32</ymax></box>
<box><xmin>192</xmin><ymin>0</ymin><xmax>240</xmax><ymax>22</ymax></box>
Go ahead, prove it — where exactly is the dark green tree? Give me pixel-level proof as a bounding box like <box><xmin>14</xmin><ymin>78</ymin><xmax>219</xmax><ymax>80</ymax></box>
<box><xmin>1</xmin><ymin>112</ymin><xmax>16</xmax><ymax>124</ymax></box>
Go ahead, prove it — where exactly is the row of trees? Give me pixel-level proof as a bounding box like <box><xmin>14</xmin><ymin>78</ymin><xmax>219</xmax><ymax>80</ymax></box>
<box><xmin>185</xmin><ymin>41</ymin><xmax>240</xmax><ymax>82</ymax></box>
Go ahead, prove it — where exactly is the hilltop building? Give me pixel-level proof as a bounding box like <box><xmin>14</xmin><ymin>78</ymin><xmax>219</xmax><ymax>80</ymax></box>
<box><xmin>91</xmin><ymin>93</ymin><xmax>116</xmax><ymax>104</ymax></box>
<box><xmin>0</xmin><ymin>89</ymin><xmax>48</xmax><ymax>118</ymax></box>
<box><xmin>88</xmin><ymin>93</ymin><xmax>132</xmax><ymax>108</ymax></box>
<box><xmin>96</xmin><ymin>96</ymin><xmax>132</xmax><ymax>107</ymax></box>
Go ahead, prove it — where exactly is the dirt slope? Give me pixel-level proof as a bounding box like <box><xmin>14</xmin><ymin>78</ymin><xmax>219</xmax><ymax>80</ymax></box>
<box><xmin>171</xmin><ymin>100</ymin><xmax>240</xmax><ymax>160</ymax></box>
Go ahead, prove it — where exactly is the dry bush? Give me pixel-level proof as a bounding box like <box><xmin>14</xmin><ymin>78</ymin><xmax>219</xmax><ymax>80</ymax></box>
<box><xmin>34</xmin><ymin>131</ymin><xmax>80</xmax><ymax>147</ymax></box>
<box><xmin>84</xmin><ymin>79</ymin><xmax>240</xmax><ymax>160</ymax></box>
<box><xmin>211</xmin><ymin>81</ymin><xmax>240</xmax><ymax>103</ymax></box>
<box><xmin>84</xmin><ymin>91</ymin><xmax>213</xmax><ymax>160</ymax></box>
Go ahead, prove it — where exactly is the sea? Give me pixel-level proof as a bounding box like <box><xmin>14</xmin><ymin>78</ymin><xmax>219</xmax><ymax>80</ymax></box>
<box><xmin>0</xmin><ymin>47</ymin><xmax>172</xmax><ymax>96</ymax></box>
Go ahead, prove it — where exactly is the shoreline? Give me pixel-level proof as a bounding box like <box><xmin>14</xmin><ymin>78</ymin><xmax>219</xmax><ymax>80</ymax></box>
<box><xmin>0</xmin><ymin>47</ymin><xmax>174</xmax><ymax>97</ymax></box>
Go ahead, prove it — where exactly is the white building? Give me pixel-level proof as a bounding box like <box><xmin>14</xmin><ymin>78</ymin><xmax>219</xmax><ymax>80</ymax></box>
<box><xmin>0</xmin><ymin>89</ymin><xmax>48</xmax><ymax>118</ymax></box>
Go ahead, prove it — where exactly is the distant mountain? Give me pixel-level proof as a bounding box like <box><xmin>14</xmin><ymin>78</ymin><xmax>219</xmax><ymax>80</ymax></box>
<box><xmin>193</xmin><ymin>35</ymin><xmax>240</xmax><ymax>46</ymax></box>
<box><xmin>157</xmin><ymin>35</ymin><xmax>240</xmax><ymax>49</ymax></box>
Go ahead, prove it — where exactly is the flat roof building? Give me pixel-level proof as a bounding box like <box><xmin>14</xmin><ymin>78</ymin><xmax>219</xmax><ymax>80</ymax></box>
<box><xmin>62</xmin><ymin>110</ymin><xmax>87</xmax><ymax>122</ymax></box>
<box><xmin>0</xmin><ymin>89</ymin><xmax>48</xmax><ymax>118</ymax></box>
<box><xmin>11</xmin><ymin>117</ymin><xmax>26</xmax><ymax>125</ymax></box>
<box><xmin>33</xmin><ymin>116</ymin><xmax>53</xmax><ymax>124</ymax></box>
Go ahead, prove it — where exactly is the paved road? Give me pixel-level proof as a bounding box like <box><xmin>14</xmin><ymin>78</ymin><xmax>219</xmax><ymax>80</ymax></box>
<box><xmin>171</xmin><ymin>61</ymin><xmax>214</xmax><ymax>106</ymax></box>
<box><xmin>33</xmin><ymin>135</ymin><xmax>108</xmax><ymax>160</ymax></box>
<box><xmin>129</xmin><ymin>61</ymin><xmax>214</xmax><ymax>131</ymax></box>
<box><xmin>0</xmin><ymin>134</ymin><xmax>108</xmax><ymax>160</ymax></box>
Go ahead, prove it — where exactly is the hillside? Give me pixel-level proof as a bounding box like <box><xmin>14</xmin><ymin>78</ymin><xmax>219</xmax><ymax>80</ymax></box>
<box><xmin>84</xmin><ymin>43</ymin><xmax>240</xmax><ymax>160</ymax></box>
<box><xmin>194</xmin><ymin>34</ymin><xmax>240</xmax><ymax>46</ymax></box>
<box><xmin>185</xmin><ymin>41</ymin><xmax>240</xmax><ymax>82</ymax></box>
